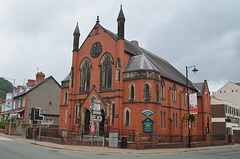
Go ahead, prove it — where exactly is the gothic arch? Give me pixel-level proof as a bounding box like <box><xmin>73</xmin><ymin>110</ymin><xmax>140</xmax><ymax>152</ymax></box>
<box><xmin>128</xmin><ymin>83</ymin><xmax>135</xmax><ymax>101</ymax></box>
<box><xmin>79</xmin><ymin>57</ymin><xmax>92</xmax><ymax>92</ymax></box>
<box><xmin>123</xmin><ymin>108</ymin><xmax>131</xmax><ymax>126</ymax></box>
<box><xmin>63</xmin><ymin>90</ymin><xmax>68</xmax><ymax>105</ymax></box>
<box><xmin>144</xmin><ymin>82</ymin><xmax>152</xmax><ymax>101</ymax></box>
<box><xmin>99</xmin><ymin>52</ymin><xmax>114</xmax><ymax>90</ymax></box>
<box><xmin>81</xmin><ymin>107</ymin><xmax>91</xmax><ymax>134</ymax></box>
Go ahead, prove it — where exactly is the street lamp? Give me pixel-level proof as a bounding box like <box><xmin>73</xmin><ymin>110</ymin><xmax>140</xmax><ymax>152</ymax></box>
<box><xmin>1</xmin><ymin>77</ymin><xmax>15</xmax><ymax>135</ymax></box>
<box><xmin>186</xmin><ymin>65</ymin><xmax>198</xmax><ymax>148</ymax></box>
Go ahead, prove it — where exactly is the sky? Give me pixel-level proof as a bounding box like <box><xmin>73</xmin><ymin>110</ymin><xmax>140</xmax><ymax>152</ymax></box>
<box><xmin>1</xmin><ymin>0</ymin><xmax>240</xmax><ymax>92</ymax></box>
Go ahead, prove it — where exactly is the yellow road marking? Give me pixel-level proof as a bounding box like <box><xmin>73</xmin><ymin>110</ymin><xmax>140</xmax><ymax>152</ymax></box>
<box><xmin>0</xmin><ymin>136</ymin><xmax>13</xmax><ymax>141</ymax></box>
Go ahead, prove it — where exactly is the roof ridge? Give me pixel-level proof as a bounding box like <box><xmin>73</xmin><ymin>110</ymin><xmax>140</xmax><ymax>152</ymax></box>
<box><xmin>139</xmin><ymin>47</ymin><xmax>169</xmax><ymax>64</ymax></box>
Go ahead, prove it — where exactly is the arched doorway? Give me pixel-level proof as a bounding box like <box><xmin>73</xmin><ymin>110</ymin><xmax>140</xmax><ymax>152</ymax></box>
<box><xmin>99</xmin><ymin>109</ymin><xmax>105</xmax><ymax>136</ymax></box>
<box><xmin>84</xmin><ymin>109</ymin><xmax>90</xmax><ymax>134</ymax></box>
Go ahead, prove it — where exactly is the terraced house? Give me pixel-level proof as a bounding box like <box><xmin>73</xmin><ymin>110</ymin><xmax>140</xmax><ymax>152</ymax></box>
<box><xmin>59</xmin><ymin>7</ymin><xmax>212</xmax><ymax>148</ymax></box>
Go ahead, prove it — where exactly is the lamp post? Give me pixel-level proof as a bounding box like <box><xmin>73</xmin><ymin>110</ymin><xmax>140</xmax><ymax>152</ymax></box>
<box><xmin>186</xmin><ymin>65</ymin><xmax>198</xmax><ymax>148</ymax></box>
<box><xmin>1</xmin><ymin>77</ymin><xmax>15</xmax><ymax>135</ymax></box>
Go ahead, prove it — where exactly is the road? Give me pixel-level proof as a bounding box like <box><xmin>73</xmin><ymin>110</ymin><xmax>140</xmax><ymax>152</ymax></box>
<box><xmin>0</xmin><ymin>136</ymin><xmax>240</xmax><ymax>159</ymax></box>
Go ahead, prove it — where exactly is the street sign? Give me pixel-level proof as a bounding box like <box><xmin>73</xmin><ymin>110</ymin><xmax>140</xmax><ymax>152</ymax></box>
<box><xmin>93</xmin><ymin>115</ymin><xmax>102</xmax><ymax>122</ymax></box>
<box><xmin>92</xmin><ymin>110</ymin><xmax>101</xmax><ymax>115</ymax></box>
<box><xmin>93</xmin><ymin>104</ymin><xmax>101</xmax><ymax>111</ymax></box>
<box><xmin>93</xmin><ymin>99</ymin><xmax>101</xmax><ymax>103</ymax></box>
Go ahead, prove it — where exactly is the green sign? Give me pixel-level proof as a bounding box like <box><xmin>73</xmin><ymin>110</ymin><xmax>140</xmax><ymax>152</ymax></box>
<box><xmin>141</xmin><ymin>109</ymin><xmax>154</xmax><ymax>117</ymax></box>
<box><xmin>142</xmin><ymin>118</ymin><xmax>154</xmax><ymax>133</ymax></box>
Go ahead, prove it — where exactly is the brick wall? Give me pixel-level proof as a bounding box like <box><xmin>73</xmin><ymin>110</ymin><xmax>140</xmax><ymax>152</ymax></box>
<box><xmin>233</xmin><ymin>130</ymin><xmax>240</xmax><ymax>143</ymax></box>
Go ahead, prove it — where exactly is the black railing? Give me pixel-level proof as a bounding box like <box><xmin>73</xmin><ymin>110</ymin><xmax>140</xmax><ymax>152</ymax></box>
<box><xmin>40</xmin><ymin>128</ymin><xmax>61</xmax><ymax>138</ymax></box>
<box><xmin>104</xmin><ymin>127</ymin><xmax>135</xmax><ymax>141</ymax></box>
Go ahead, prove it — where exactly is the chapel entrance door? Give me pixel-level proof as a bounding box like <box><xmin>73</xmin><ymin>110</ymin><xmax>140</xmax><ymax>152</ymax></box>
<box><xmin>84</xmin><ymin>109</ymin><xmax>90</xmax><ymax>134</ymax></box>
<box><xmin>99</xmin><ymin>109</ymin><xmax>105</xmax><ymax>136</ymax></box>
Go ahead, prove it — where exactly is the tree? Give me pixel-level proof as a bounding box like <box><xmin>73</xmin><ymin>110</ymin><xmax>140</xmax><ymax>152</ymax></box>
<box><xmin>0</xmin><ymin>78</ymin><xmax>14</xmax><ymax>99</ymax></box>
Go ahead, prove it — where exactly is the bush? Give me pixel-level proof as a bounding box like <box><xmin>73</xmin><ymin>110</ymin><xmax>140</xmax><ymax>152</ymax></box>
<box><xmin>0</xmin><ymin>119</ymin><xmax>9</xmax><ymax>129</ymax></box>
<box><xmin>210</xmin><ymin>136</ymin><xmax>214</xmax><ymax>141</ymax></box>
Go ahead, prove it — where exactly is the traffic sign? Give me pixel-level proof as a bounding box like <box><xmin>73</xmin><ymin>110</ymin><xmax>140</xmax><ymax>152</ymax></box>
<box><xmin>93</xmin><ymin>115</ymin><xmax>102</xmax><ymax>122</ymax></box>
<box><xmin>93</xmin><ymin>104</ymin><xmax>101</xmax><ymax>111</ymax></box>
<box><xmin>93</xmin><ymin>110</ymin><xmax>101</xmax><ymax>115</ymax></box>
<box><xmin>93</xmin><ymin>99</ymin><xmax>101</xmax><ymax>103</ymax></box>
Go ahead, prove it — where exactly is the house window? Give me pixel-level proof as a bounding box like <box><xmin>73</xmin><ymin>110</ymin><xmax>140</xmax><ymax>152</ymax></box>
<box><xmin>74</xmin><ymin>104</ymin><xmax>80</xmax><ymax>123</ymax></box>
<box><xmin>173</xmin><ymin>113</ymin><xmax>175</xmax><ymax>129</ymax></box>
<box><xmin>156</xmin><ymin>84</ymin><xmax>159</xmax><ymax>102</ymax></box>
<box><xmin>79</xmin><ymin>58</ymin><xmax>91</xmax><ymax>92</ymax></box>
<box><xmin>207</xmin><ymin>117</ymin><xmax>210</xmax><ymax>134</ymax></box>
<box><xmin>176</xmin><ymin>113</ymin><xmax>178</xmax><ymax>129</ymax></box>
<box><xmin>183</xmin><ymin>88</ymin><xmax>186</xmax><ymax>105</ymax></box>
<box><xmin>129</xmin><ymin>84</ymin><xmax>135</xmax><ymax>101</ymax></box>
<box><xmin>100</xmin><ymin>53</ymin><xmax>113</xmax><ymax>90</ymax></box>
<box><xmin>124</xmin><ymin>108</ymin><xmax>131</xmax><ymax>126</ymax></box>
<box><xmin>164</xmin><ymin>111</ymin><xmax>166</xmax><ymax>128</ymax></box>
<box><xmin>144</xmin><ymin>83</ymin><xmax>151</xmax><ymax>101</ymax></box>
<box><xmin>161</xmin><ymin>80</ymin><xmax>165</xmax><ymax>100</ymax></box>
<box><xmin>161</xmin><ymin>111</ymin><xmax>163</xmax><ymax>128</ymax></box>
<box><xmin>64</xmin><ymin>91</ymin><xmax>68</xmax><ymax>105</ymax></box>
<box><xmin>172</xmin><ymin>84</ymin><xmax>177</xmax><ymax>103</ymax></box>
<box><xmin>111</xmin><ymin>103</ymin><xmax>115</xmax><ymax>126</ymax></box>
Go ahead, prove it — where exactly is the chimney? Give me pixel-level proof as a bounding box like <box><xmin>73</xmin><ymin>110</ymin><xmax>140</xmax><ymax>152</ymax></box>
<box><xmin>26</xmin><ymin>79</ymin><xmax>35</xmax><ymax>86</ymax></box>
<box><xmin>36</xmin><ymin>72</ymin><xmax>45</xmax><ymax>83</ymax></box>
<box><xmin>17</xmin><ymin>85</ymin><xmax>24</xmax><ymax>91</ymax></box>
<box><xmin>131</xmin><ymin>40</ymin><xmax>139</xmax><ymax>47</ymax></box>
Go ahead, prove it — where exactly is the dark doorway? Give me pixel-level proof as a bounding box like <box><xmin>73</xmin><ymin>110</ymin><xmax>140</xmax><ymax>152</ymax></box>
<box><xmin>84</xmin><ymin>109</ymin><xmax>90</xmax><ymax>134</ymax></box>
<box><xmin>99</xmin><ymin>109</ymin><xmax>105</xmax><ymax>136</ymax></box>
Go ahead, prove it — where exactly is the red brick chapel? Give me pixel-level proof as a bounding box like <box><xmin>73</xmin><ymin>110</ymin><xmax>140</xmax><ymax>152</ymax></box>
<box><xmin>59</xmin><ymin>7</ymin><xmax>212</xmax><ymax>147</ymax></box>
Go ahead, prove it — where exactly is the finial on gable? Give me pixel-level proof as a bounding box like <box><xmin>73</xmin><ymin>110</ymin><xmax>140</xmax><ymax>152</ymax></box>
<box><xmin>96</xmin><ymin>16</ymin><xmax>100</xmax><ymax>24</ymax></box>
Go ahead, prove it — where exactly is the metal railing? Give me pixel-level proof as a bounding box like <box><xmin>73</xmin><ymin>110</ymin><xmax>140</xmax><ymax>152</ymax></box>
<box><xmin>104</xmin><ymin>127</ymin><xmax>135</xmax><ymax>141</ymax></box>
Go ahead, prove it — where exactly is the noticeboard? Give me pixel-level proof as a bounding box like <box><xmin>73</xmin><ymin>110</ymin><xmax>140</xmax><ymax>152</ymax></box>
<box><xmin>142</xmin><ymin>118</ymin><xmax>154</xmax><ymax>133</ymax></box>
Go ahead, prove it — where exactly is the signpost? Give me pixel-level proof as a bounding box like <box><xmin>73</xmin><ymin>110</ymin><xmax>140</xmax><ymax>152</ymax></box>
<box><xmin>91</xmin><ymin>99</ymin><xmax>102</xmax><ymax>146</ymax></box>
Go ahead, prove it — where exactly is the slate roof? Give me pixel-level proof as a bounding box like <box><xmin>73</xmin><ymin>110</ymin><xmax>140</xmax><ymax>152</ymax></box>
<box><xmin>14</xmin><ymin>76</ymin><xmax>60</xmax><ymax>99</ymax></box>
<box><xmin>124</xmin><ymin>54</ymin><xmax>158</xmax><ymax>72</ymax></box>
<box><xmin>103</xmin><ymin>27</ymin><xmax>196</xmax><ymax>89</ymax></box>
<box><xmin>63</xmin><ymin>24</ymin><xmax>196</xmax><ymax>90</ymax></box>
<box><xmin>194</xmin><ymin>83</ymin><xmax>205</xmax><ymax>93</ymax></box>
<box><xmin>62</xmin><ymin>73</ymin><xmax>70</xmax><ymax>82</ymax></box>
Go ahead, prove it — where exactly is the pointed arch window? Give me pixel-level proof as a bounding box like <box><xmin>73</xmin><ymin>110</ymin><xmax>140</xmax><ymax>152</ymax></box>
<box><xmin>172</xmin><ymin>84</ymin><xmax>177</xmax><ymax>103</ymax></box>
<box><xmin>176</xmin><ymin>113</ymin><xmax>178</xmax><ymax>129</ymax></box>
<box><xmin>144</xmin><ymin>83</ymin><xmax>151</xmax><ymax>101</ymax></box>
<box><xmin>161</xmin><ymin>80</ymin><xmax>165</xmax><ymax>100</ymax></box>
<box><xmin>99</xmin><ymin>53</ymin><xmax>113</xmax><ymax>90</ymax></box>
<box><xmin>129</xmin><ymin>84</ymin><xmax>135</xmax><ymax>101</ymax></box>
<box><xmin>79</xmin><ymin>58</ymin><xmax>91</xmax><ymax>92</ymax></box>
<box><xmin>173</xmin><ymin>113</ymin><xmax>175</xmax><ymax>129</ymax></box>
<box><xmin>156</xmin><ymin>84</ymin><xmax>159</xmax><ymax>102</ymax></box>
<box><xmin>124</xmin><ymin>108</ymin><xmax>131</xmax><ymax>126</ymax></box>
<box><xmin>64</xmin><ymin>91</ymin><xmax>68</xmax><ymax>105</ymax></box>
<box><xmin>163</xmin><ymin>111</ymin><xmax>166</xmax><ymax>128</ymax></box>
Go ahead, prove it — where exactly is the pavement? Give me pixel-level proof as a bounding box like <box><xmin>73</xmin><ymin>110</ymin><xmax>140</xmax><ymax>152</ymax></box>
<box><xmin>1</xmin><ymin>133</ymin><xmax>240</xmax><ymax>155</ymax></box>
